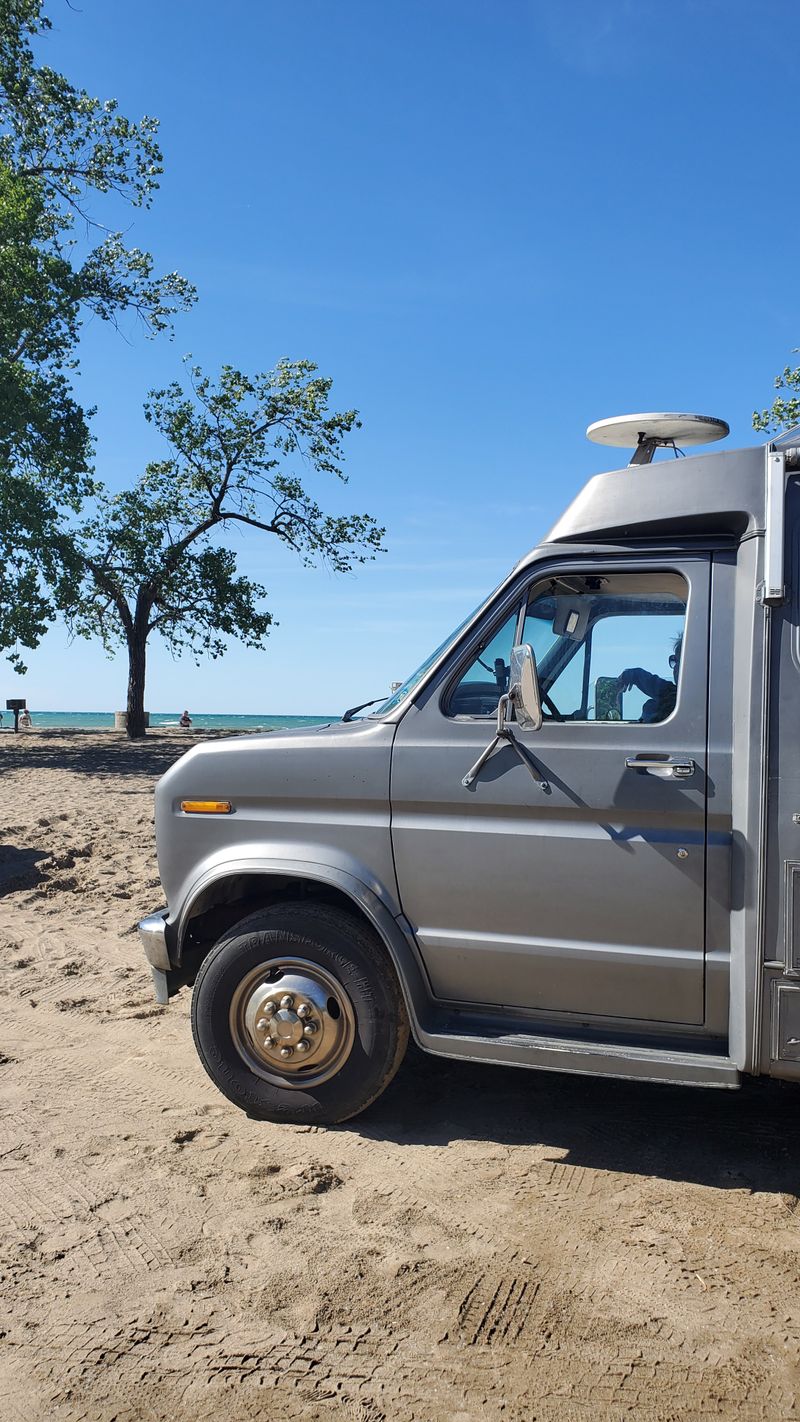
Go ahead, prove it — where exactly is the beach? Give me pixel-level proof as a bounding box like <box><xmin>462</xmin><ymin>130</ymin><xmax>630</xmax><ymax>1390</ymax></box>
<box><xmin>0</xmin><ymin>712</ymin><xmax>334</xmax><ymax>731</ymax></box>
<box><xmin>1</xmin><ymin>731</ymin><xmax>799</xmax><ymax>1421</ymax></box>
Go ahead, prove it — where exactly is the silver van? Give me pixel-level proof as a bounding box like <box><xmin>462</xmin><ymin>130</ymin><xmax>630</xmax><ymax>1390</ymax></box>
<box><xmin>139</xmin><ymin>416</ymin><xmax>800</xmax><ymax>1123</ymax></box>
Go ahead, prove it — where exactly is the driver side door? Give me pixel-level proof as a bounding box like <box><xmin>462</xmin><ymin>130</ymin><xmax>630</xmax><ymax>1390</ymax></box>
<box><xmin>390</xmin><ymin>556</ymin><xmax>710</xmax><ymax>1028</ymax></box>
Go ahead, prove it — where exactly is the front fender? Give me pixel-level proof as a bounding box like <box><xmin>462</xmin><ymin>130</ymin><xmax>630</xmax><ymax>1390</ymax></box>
<box><xmin>171</xmin><ymin>838</ymin><xmax>402</xmax><ymax>939</ymax></box>
<box><xmin>169</xmin><ymin>847</ymin><xmax>434</xmax><ymax>1040</ymax></box>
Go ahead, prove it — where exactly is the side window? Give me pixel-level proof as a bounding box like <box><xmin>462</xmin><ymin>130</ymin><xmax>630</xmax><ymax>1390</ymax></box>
<box><xmin>521</xmin><ymin>572</ymin><xmax>687</xmax><ymax>724</ymax></box>
<box><xmin>447</xmin><ymin>606</ymin><xmax>520</xmax><ymax>717</ymax></box>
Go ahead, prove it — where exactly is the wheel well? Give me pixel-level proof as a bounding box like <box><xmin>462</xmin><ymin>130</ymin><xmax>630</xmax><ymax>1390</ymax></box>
<box><xmin>180</xmin><ymin>873</ymin><xmax>384</xmax><ymax>976</ymax></box>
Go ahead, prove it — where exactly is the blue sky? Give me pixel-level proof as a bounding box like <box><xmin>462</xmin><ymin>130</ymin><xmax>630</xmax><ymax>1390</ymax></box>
<box><xmin>9</xmin><ymin>0</ymin><xmax>800</xmax><ymax>714</ymax></box>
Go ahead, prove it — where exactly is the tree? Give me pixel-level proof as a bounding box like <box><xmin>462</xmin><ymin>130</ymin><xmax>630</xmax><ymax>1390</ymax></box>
<box><xmin>62</xmin><ymin>360</ymin><xmax>385</xmax><ymax>738</ymax></box>
<box><xmin>0</xmin><ymin>0</ymin><xmax>194</xmax><ymax>667</ymax></box>
<box><xmin>0</xmin><ymin>162</ymin><xmax>92</xmax><ymax>665</ymax></box>
<box><xmin>753</xmin><ymin>357</ymin><xmax>800</xmax><ymax>435</ymax></box>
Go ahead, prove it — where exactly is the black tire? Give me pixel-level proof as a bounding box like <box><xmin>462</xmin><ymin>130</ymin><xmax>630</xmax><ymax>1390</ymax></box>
<box><xmin>190</xmin><ymin>901</ymin><xmax>410</xmax><ymax>1125</ymax></box>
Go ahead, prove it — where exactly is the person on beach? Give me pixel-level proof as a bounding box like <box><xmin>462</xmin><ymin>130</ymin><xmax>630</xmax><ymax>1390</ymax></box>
<box><xmin>179</xmin><ymin>709</ymin><xmax>193</xmax><ymax>729</ymax></box>
<box><xmin>19</xmin><ymin>709</ymin><xmax>32</xmax><ymax>729</ymax></box>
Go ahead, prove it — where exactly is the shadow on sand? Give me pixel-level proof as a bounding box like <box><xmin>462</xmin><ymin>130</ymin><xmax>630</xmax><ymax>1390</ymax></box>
<box><xmin>0</xmin><ymin>844</ymin><xmax>48</xmax><ymax>896</ymax></box>
<box><xmin>355</xmin><ymin>1044</ymin><xmax>800</xmax><ymax>1197</ymax></box>
<box><xmin>0</xmin><ymin>731</ymin><xmax>208</xmax><ymax>778</ymax></box>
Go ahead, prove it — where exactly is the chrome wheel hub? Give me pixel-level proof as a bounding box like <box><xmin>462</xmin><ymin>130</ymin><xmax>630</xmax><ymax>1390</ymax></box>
<box><xmin>230</xmin><ymin>957</ymin><xmax>356</xmax><ymax>1089</ymax></box>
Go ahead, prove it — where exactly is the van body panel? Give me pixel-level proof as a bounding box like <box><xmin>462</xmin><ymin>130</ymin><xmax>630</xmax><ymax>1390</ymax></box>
<box><xmin>704</xmin><ymin>552</ymin><xmax>736</xmax><ymax>1037</ymax></box>
<box><xmin>762</xmin><ymin>475</ymin><xmax>800</xmax><ymax>1078</ymax></box>
<box><xmin>154</xmin><ymin>719</ymin><xmax>401</xmax><ymax>925</ymax></box>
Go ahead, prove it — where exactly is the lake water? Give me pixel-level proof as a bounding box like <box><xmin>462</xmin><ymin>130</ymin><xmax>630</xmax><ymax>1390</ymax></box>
<box><xmin>1</xmin><ymin>711</ymin><xmax>336</xmax><ymax>732</ymax></box>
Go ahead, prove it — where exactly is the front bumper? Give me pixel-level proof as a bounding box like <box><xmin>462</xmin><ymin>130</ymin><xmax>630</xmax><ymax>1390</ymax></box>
<box><xmin>138</xmin><ymin>909</ymin><xmax>171</xmax><ymax>1004</ymax></box>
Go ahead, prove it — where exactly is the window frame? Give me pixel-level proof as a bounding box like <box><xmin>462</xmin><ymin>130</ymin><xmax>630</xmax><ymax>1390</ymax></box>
<box><xmin>441</xmin><ymin>560</ymin><xmax>690</xmax><ymax>726</ymax></box>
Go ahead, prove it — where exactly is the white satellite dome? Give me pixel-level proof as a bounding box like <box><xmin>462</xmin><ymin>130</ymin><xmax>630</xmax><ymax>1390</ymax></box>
<box><xmin>587</xmin><ymin>412</ymin><xmax>730</xmax><ymax>465</ymax></box>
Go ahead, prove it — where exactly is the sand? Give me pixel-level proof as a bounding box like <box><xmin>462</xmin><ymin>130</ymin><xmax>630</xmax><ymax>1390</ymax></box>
<box><xmin>1</xmin><ymin>729</ymin><xmax>799</xmax><ymax>1421</ymax></box>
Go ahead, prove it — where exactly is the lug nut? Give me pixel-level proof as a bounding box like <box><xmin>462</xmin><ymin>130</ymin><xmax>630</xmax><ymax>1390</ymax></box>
<box><xmin>280</xmin><ymin>994</ymin><xmax>294</xmax><ymax>1010</ymax></box>
<box><xmin>263</xmin><ymin>1001</ymin><xmax>276</xmax><ymax>1018</ymax></box>
<box><xmin>296</xmin><ymin>1040</ymin><xmax>311</xmax><ymax>1055</ymax></box>
<box><xmin>297</xmin><ymin>1003</ymin><xmax>311</xmax><ymax>1019</ymax></box>
<box><xmin>255</xmin><ymin>1017</ymin><xmax>269</xmax><ymax>1033</ymax></box>
<box><xmin>279</xmin><ymin>1045</ymin><xmax>293</xmax><ymax>1059</ymax></box>
<box><xmin>265</xmin><ymin>1036</ymin><xmax>278</xmax><ymax>1049</ymax></box>
<box><xmin>303</xmin><ymin>1022</ymin><xmax>317</xmax><ymax>1037</ymax></box>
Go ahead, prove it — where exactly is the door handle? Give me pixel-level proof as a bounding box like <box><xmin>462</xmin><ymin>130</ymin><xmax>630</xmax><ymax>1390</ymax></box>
<box><xmin>625</xmin><ymin>756</ymin><xmax>695</xmax><ymax>779</ymax></box>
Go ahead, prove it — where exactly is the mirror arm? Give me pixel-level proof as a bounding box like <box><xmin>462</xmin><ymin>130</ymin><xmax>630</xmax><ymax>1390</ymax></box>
<box><xmin>461</xmin><ymin>695</ymin><xmax>510</xmax><ymax>788</ymax></box>
<box><xmin>502</xmin><ymin>721</ymin><xmax>550</xmax><ymax>790</ymax></box>
<box><xmin>462</xmin><ymin>694</ymin><xmax>549</xmax><ymax>791</ymax></box>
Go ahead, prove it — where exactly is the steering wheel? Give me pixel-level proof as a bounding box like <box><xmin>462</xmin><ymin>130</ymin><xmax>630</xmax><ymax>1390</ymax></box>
<box><xmin>543</xmin><ymin>691</ymin><xmax>563</xmax><ymax>721</ymax></box>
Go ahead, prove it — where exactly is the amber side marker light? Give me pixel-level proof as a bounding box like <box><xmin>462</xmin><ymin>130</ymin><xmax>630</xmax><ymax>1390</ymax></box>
<box><xmin>180</xmin><ymin>800</ymin><xmax>233</xmax><ymax>815</ymax></box>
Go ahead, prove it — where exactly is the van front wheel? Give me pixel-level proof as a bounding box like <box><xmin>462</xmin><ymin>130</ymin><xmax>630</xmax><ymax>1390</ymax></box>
<box><xmin>190</xmin><ymin>902</ymin><xmax>410</xmax><ymax>1124</ymax></box>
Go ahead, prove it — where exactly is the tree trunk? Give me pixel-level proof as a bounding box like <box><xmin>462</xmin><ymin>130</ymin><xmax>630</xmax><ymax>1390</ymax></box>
<box><xmin>126</xmin><ymin>620</ymin><xmax>149</xmax><ymax>740</ymax></box>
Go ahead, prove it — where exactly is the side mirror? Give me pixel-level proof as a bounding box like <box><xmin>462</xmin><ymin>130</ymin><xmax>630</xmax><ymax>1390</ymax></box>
<box><xmin>509</xmin><ymin>644</ymin><xmax>543</xmax><ymax>731</ymax></box>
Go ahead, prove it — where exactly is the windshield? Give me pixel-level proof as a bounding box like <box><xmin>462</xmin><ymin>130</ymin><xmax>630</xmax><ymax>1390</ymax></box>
<box><xmin>368</xmin><ymin>603</ymin><xmax>487</xmax><ymax>717</ymax></box>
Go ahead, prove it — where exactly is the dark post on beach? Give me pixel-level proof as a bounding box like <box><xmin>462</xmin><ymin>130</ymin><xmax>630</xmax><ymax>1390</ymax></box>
<box><xmin>6</xmin><ymin>699</ymin><xmax>26</xmax><ymax>732</ymax></box>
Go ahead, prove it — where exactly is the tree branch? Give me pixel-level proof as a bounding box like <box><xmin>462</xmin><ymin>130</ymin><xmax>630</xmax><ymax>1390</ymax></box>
<box><xmin>83</xmin><ymin>557</ymin><xmax>133</xmax><ymax>636</ymax></box>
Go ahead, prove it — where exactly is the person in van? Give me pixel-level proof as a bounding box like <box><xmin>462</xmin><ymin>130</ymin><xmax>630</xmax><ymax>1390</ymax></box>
<box><xmin>616</xmin><ymin>634</ymin><xmax>682</xmax><ymax>723</ymax></box>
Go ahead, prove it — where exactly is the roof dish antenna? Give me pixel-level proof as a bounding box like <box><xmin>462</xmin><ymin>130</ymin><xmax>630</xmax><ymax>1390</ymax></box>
<box><xmin>586</xmin><ymin>412</ymin><xmax>730</xmax><ymax>466</ymax></box>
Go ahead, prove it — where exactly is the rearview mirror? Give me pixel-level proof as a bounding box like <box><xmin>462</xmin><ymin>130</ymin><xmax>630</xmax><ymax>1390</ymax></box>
<box><xmin>509</xmin><ymin>643</ymin><xmax>542</xmax><ymax>731</ymax></box>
